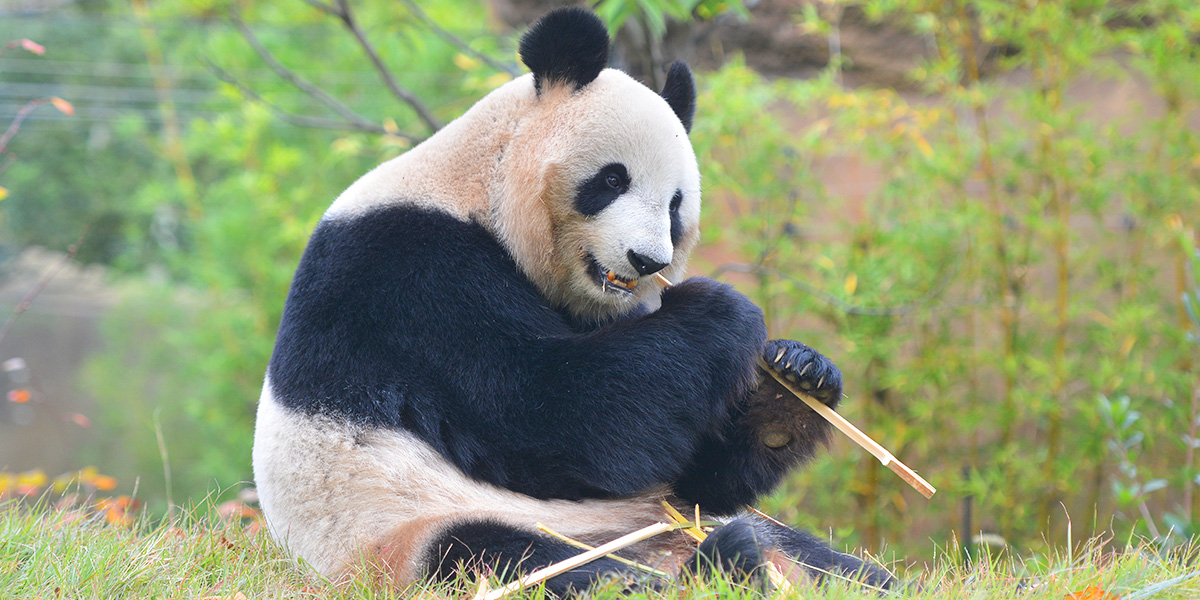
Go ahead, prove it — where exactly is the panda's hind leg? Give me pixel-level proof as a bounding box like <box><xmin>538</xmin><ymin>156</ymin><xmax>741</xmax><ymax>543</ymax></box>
<box><xmin>423</xmin><ymin>519</ymin><xmax>659</xmax><ymax>596</ymax></box>
<box><xmin>746</xmin><ymin>514</ymin><xmax>896</xmax><ymax>590</ymax></box>
<box><xmin>682</xmin><ymin>518</ymin><xmax>768</xmax><ymax>587</ymax></box>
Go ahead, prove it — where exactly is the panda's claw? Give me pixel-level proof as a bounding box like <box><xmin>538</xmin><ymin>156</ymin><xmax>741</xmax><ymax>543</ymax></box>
<box><xmin>759</xmin><ymin>340</ymin><xmax>843</xmax><ymax>409</ymax></box>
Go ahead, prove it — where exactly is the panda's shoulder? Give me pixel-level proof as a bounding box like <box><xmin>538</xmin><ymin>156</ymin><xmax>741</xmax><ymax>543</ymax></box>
<box><xmin>269</xmin><ymin>204</ymin><xmax>568</xmax><ymax>416</ymax></box>
<box><xmin>290</xmin><ymin>204</ymin><xmax>551</xmax><ymax>321</ymax></box>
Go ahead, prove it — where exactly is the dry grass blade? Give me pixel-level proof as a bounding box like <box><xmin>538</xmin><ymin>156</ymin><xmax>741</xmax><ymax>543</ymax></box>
<box><xmin>662</xmin><ymin>501</ymin><xmax>706</xmax><ymax>543</ymax></box>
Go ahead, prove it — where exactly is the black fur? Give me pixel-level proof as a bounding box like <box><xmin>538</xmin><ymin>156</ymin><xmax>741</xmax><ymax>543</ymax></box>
<box><xmin>269</xmin><ymin>205</ymin><xmax>774</xmax><ymax>503</ymax></box>
<box><xmin>519</xmin><ymin>7</ymin><xmax>610</xmax><ymax>94</ymax></box>
<box><xmin>672</xmin><ymin>340</ymin><xmax>840</xmax><ymax>514</ymax></box>
<box><xmin>574</xmin><ymin>163</ymin><xmax>629</xmax><ymax>216</ymax></box>
<box><xmin>660</xmin><ymin>61</ymin><xmax>696</xmax><ymax>132</ymax></box>
<box><xmin>683</xmin><ymin>518</ymin><xmax>767</xmax><ymax>586</ymax></box>
<box><xmin>426</xmin><ymin>519</ymin><xmax>650</xmax><ymax>595</ymax></box>
<box><xmin>747</xmin><ymin>514</ymin><xmax>896</xmax><ymax>589</ymax></box>
<box><xmin>669</xmin><ymin>189</ymin><xmax>683</xmax><ymax>245</ymax></box>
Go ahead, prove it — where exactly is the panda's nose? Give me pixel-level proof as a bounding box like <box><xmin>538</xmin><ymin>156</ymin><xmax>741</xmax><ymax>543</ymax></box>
<box><xmin>627</xmin><ymin>250</ymin><xmax>669</xmax><ymax>276</ymax></box>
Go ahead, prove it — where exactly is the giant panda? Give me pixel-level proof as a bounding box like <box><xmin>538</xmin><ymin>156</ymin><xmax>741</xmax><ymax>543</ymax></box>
<box><xmin>253</xmin><ymin>6</ymin><xmax>894</xmax><ymax>595</ymax></box>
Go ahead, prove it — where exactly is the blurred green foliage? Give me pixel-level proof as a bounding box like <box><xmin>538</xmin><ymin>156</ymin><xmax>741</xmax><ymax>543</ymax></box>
<box><xmin>2</xmin><ymin>0</ymin><xmax>1200</xmax><ymax>563</ymax></box>
<box><xmin>703</xmin><ymin>0</ymin><xmax>1200</xmax><ymax>559</ymax></box>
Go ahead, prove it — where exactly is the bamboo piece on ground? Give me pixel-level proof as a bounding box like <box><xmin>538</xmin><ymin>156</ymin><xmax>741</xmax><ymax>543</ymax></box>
<box><xmin>535</xmin><ymin>523</ymin><xmax>671</xmax><ymax>578</ymax></box>
<box><xmin>653</xmin><ymin>272</ymin><xmax>936</xmax><ymax>499</ymax></box>
<box><xmin>473</xmin><ymin>522</ymin><xmax>673</xmax><ymax>600</ymax></box>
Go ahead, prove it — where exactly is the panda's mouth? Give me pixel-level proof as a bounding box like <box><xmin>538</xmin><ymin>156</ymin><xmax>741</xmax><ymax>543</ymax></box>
<box><xmin>583</xmin><ymin>252</ymin><xmax>638</xmax><ymax>295</ymax></box>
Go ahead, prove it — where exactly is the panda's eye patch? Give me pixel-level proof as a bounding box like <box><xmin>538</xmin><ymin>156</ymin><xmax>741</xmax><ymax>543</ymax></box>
<box><xmin>669</xmin><ymin>190</ymin><xmax>683</xmax><ymax>213</ymax></box>
<box><xmin>597</xmin><ymin>164</ymin><xmax>629</xmax><ymax>191</ymax></box>
<box><xmin>574</xmin><ymin>163</ymin><xmax>630</xmax><ymax>216</ymax></box>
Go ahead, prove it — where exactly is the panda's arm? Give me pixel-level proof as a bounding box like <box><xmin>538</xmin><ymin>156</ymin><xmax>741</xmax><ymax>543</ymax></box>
<box><xmin>461</xmin><ymin>277</ymin><xmax>771</xmax><ymax>500</ymax></box>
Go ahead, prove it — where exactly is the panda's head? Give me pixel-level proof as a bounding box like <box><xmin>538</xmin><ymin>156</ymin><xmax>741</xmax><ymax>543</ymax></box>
<box><xmin>493</xmin><ymin>8</ymin><xmax>701</xmax><ymax>323</ymax></box>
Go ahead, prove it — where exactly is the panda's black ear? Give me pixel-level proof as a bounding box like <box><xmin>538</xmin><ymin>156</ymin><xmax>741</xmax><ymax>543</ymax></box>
<box><xmin>519</xmin><ymin>7</ymin><xmax>610</xmax><ymax>94</ymax></box>
<box><xmin>660</xmin><ymin>61</ymin><xmax>695</xmax><ymax>133</ymax></box>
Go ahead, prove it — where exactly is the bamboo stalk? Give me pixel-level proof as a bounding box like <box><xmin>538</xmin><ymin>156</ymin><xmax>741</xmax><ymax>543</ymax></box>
<box><xmin>759</xmin><ymin>356</ymin><xmax>936</xmax><ymax>499</ymax></box>
<box><xmin>473</xmin><ymin>522</ymin><xmax>673</xmax><ymax>600</ymax></box>
<box><xmin>535</xmin><ymin>523</ymin><xmax>671</xmax><ymax>578</ymax></box>
<box><xmin>654</xmin><ymin>273</ymin><xmax>936</xmax><ymax>499</ymax></box>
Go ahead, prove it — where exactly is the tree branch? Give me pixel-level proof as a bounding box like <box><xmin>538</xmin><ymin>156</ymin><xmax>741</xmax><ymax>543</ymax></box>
<box><xmin>398</xmin><ymin>0</ymin><xmax>518</xmax><ymax>76</ymax></box>
<box><xmin>1</xmin><ymin>98</ymin><xmax>51</xmax><ymax>155</ymax></box>
<box><xmin>204</xmin><ymin>59</ymin><xmax>411</xmax><ymax>139</ymax></box>
<box><xmin>330</xmin><ymin>0</ymin><xmax>442</xmax><ymax>133</ymax></box>
<box><xmin>0</xmin><ymin>229</ymin><xmax>87</xmax><ymax>348</ymax></box>
<box><xmin>298</xmin><ymin>0</ymin><xmax>339</xmax><ymax>17</ymax></box>
<box><xmin>229</xmin><ymin>13</ymin><xmax>411</xmax><ymax>139</ymax></box>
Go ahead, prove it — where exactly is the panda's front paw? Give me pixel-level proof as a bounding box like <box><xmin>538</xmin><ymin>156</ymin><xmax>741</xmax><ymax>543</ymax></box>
<box><xmin>760</xmin><ymin>340</ymin><xmax>842</xmax><ymax>408</ymax></box>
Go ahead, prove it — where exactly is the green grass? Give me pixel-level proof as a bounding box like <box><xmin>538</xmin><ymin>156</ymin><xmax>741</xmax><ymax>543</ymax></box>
<box><xmin>2</xmin><ymin>501</ymin><xmax>1199</xmax><ymax>599</ymax></box>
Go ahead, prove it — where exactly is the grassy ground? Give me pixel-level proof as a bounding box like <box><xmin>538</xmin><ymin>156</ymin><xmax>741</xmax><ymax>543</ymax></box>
<box><xmin>3</xmin><ymin>501</ymin><xmax>1199</xmax><ymax>599</ymax></box>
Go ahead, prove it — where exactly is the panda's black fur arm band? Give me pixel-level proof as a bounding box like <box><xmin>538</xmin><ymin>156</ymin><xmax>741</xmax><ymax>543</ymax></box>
<box><xmin>269</xmin><ymin>205</ymin><xmax>768</xmax><ymax>501</ymax></box>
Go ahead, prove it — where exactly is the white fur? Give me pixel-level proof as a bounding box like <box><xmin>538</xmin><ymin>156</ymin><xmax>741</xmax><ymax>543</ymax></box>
<box><xmin>254</xmin><ymin>378</ymin><xmax>678</xmax><ymax>582</ymax></box>
<box><xmin>324</xmin><ymin>76</ymin><xmax>537</xmax><ymax>222</ymax></box>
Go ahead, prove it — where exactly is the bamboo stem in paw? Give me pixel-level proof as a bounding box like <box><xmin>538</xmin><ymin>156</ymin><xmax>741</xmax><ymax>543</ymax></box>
<box><xmin>757</xmin><ymin>359</ymin><xmax>936</xmax><ymax>499</ymax></box>
<box><xmin>653</xmin><ymin>273</ymin><xmax>936</xmax><ymax>499</ymax></box>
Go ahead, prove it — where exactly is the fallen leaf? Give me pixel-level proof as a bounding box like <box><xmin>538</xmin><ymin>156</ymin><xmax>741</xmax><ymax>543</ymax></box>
<box><xmin>1066</xmin><ymin>586</ymin><xmax>1119</xmax><ymax>600</ymax></box>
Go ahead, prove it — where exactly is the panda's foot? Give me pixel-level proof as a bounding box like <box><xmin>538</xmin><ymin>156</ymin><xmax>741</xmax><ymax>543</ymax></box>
<box><xmin>682</xmin><ymin>518</ymin><xmax>768</xmax><ymax>589</ymax></box>
<box><xmin>761</xmin><ymin>339</ymin><xmax>843</xmax><ymax>408</ymax></box>
<box><xmin>746</xmin><ymin>513</ymin><xmax>897</xmax><ymax>592</ymax></box>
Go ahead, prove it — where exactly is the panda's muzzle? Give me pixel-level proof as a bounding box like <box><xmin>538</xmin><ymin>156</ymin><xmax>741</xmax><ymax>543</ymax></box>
<box><xmin>583</xmin><ymin>251</ymin><xmax>638</xmax><ymax>294</ymax></box>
